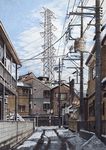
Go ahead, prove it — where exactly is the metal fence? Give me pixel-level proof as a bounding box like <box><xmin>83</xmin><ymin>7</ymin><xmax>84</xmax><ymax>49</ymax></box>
<box><xmin>27</xmin><ymin>116</ymin><xmax>62</xmax><ymax>127</ymax></box>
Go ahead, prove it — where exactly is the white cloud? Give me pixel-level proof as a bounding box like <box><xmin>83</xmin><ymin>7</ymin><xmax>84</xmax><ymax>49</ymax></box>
<box><xmin>17</xmin><ymin>0</ymin><xmax>73</xmax><ymax>77</ymax></box>
<box><xmin>16</xmin><ymin>0</ymin><xmax>106</xmax><ymax>91</ymax></box>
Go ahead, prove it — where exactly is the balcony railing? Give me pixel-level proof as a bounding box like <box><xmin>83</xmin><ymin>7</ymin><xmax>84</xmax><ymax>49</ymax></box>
<box><xmin>0</xmin><ymin>61</ymin><xmax>16</xmax><ymax>94</ymax></box>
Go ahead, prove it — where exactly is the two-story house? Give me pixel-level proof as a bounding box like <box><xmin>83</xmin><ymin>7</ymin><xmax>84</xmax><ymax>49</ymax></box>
<box><xmin>85</xmin><ymin>24</ymin><xmax>106</xmax><ymax>134</ymax></box>
<box><xmin>51</xmin><ymin>83</ymin><xmax>80</xmax><ymax>127</ymax></box>
<box><xmin>51</xmin><ymin>83</ymin><xmax>71</xmax><ymax>116</ymax></box>
<box><xmin>0</xmin><ymin>21</ymin><xmax>21</xmax><ymax>120</ymax></box>
<box><xmin>8</xmin><ymin>82</ymin><xmax>32</xmax><ymax>118</ymax></box>
<box><xmin>18</xmin><ymin>72</ymin><xmax>51</xmax><ymax>116</ymax></box>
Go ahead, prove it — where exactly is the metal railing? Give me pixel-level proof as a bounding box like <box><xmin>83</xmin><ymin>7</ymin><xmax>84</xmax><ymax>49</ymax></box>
<box><xmin>0</xmin><ymin>62</ymin><xmax>16</xmax><ymax>89</ymax></box>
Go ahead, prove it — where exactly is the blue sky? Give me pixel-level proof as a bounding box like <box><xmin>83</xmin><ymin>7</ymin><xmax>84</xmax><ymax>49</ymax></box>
<box><xmin>0</xmin><ymin>0</ymin><xmax>71</xmax><ymax>76</ymax></box>
<box><xmin>0</xmin><ymin>0</ymin><xmax>106</xmax><ymax>89</ymax></box>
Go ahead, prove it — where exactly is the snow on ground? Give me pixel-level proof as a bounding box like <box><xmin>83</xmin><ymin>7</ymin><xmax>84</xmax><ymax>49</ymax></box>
<box><xmin>37</xmin><ymin>126</ymin><xmax>58</xmax><ymax>130</ymax></box>
<box><xmin>57</xmin><ymin>128</ymin><xmax>75</xmax><ymax>138</ymax></box>
<box><xmin>17</xmin><ymin>140</ymin><xmax>37</xmax><ymax>149</ymax></box>
<box><xmin>45</xmin><ymin>130</ymin><xmax>57</xmax><ymax>137</ymax></box>
<box><xmin>56</xmin><ymin>128</ymin><xmax>67</xmax><ymax>136</ymax></box>
<box><xmin>17</xmin><ymin>127</ymin><xmax>106</xmax><ymax>150</ymax></box>
<box><xmin>81</xmin><ymin>135</ymin><xmax>106</xmax><ymax>150</ymax></box>
<box><xmin>17</xmin><ymin>130</ymin><xmax>43</xmax><ymax>149</ymax></box>
<box><xmin>102</xmin><ymin>134</ymin><xmax>106</xmax><ymax>138</ymax></box>
<box><xmin>67</xmin><ymin>134</ymin><xmax>87</xmax><ymax>150</ymax></box>
<box><xmin>80</xmin><ymin>129</ymin><xmax>95</xmax><ymax>135</ymax></box>
<box><xmin>28</xmin><ymin>131</ymin><xmax>43</xmax><ymax>140</ymax></box>
<box><xmin>57</xmin><ymin>128</ymin><xmax>106</xmax><ymax>150</ymax></box>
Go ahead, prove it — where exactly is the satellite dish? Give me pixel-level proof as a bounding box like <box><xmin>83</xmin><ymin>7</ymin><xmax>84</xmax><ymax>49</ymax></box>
<box><xmin>0</xmin><ymin>45</ymin><xmax>3</xmax><ymax>60</ymax></box>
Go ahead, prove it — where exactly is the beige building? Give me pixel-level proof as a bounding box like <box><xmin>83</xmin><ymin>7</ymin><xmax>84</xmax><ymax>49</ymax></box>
<box><xmin>0</xmin><ymin>21</ymin><xmax>21</xmax><ymax>120</ymax></box>
<box><xmin>51</xmin><ymin>83</ymin><xmax>70</xmax><ymax>116</ymax></box>
<box><xmin>51</xmin><ymin>83</ymin><xmax>80</xmax><ymax>116</ymax></box>
<box><xmin>8</xmin><ymin>82</ymin><xmax>32</xmax><ymax>117</ymax></box>
<box><xmin>18</xmin><ymin>72</ymin><xmax>51</xmax><ymax>116</ymax></box>
<box><xmin>85</xmin><ymin>24</ymin><xmax>106</xmax><ymax>134</ymax></box>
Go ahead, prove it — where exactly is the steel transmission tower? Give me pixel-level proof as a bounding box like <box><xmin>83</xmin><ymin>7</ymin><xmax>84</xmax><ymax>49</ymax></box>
<box><xmin>40</xmin><ymin>8</ymin><xmax>56</xmax><ymax>82</ymax></box>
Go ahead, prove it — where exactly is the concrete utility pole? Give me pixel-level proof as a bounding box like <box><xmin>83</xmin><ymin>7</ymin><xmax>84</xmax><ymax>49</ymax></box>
<box><xmin>58</xmin><ymin>58</ymin><xmax>61</xmax><ymax>128</ymax></box>
<box><xmin>80</xmin><ymin>0</ymin><xmax>84</xmax><ymax>123</ymax></box>
<box><xmin>15</xmin><ymin>64</ymin><xmax>18</xmax><ymax>121</ymax></box>
<box><xmin>95</xmin><ymin>0</ymin><xmax>101</xmax><ymax>138</ymax></box>
<box><xmin>69</xmin><ymin>78</ymin><xmax>74</xmax><ymax>105</ymax></box>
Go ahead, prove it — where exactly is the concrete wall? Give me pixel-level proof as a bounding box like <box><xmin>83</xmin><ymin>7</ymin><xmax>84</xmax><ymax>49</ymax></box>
<box><xmin>0</xmin><ymin>121</ymin><xmax>34</xmax><ymax>149</ymax></box>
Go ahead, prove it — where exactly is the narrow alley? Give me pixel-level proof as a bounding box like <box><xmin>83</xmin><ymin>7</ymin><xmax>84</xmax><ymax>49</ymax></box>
<box><xmin>16</xmin><ymin>127</ymin><xmax>106</xmax><ymax>150</ymax></box>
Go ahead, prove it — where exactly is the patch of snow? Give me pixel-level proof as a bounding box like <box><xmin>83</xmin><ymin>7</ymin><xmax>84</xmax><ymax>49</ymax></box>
<box><xmin>43</xmin><ymin>136</ymin><xmax>48</xmax><ymax>145</ymax></box>
<box><xmin>102</xmin><ymin>134</ymin><xmax>106</xmax><ymax>138</ymax></box>
<box><xmin>8</xmin><ymin>113</ymin><xmax>25</xmax><ymax>121</ymax></box>
<box><xmin>67</xmin><ymin>135</ymin><xmax>86</xmax><ymax>150</ymax></box>
<box><xmin>37</xmin><ymin>126</ymin><xmax>58</xmax><ymax>130</ymax></box>
<box><xmin>45</xmin><ymin>130</ymin><xmax>57</xmax><ymax>137</ymax></box>
<box><xmin>28</xmin><ymin>131</ymin><xmax>42</xmax><ymax>140</ymax></box>
<box><xmin>81</xmin><ymin>135</ymin><xmax>106</xmax><ymax>150</ymax></box>
<box><xmin>101</xmin><ymin>77</ymin><xmax>106</xmax><ymax>83</ymax></box>
<box><xmin>80</xmin><ymin>129</ymin><xmax>95</xmax><ymax>135</ymax></box>
<box><xmin>57</xmin><ymin>128</ymin><xmax>70</xmax><ymax>136</ymax></box>
<box><xmin>17</xmin><ymin>113</ymin><xmax>25</xmax><ymax>121</ymax></box>
<box><xmin>17</xmin><ymin>140</ymin><xmax>36</xmax><ymax>149</ymax></box>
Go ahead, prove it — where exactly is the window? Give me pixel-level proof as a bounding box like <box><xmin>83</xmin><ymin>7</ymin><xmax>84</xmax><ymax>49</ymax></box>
<box><xmin>43</xmin><ymin>90</ymin><xmax>50</xmax><ymax>98</ymax></box>
<box><xmin>60</xmin><ymin>93</ymin><xmax>67</xmax><ymax>100</ymax></box>
<box><xmin>0</xmin><ymin>45</ymin><xmax>3</xmax><ymax>61</ymax></box>
<box><xmin>89</xmin><ymin>100</ymin><xmax>95</xmax><ymax>116</ymax></box>
<box><xmin>55</xmin><ymin>93</ymin><xmax>67</xmax><ymax>100</ymax></box>
<box><xmin>6</xmin><ymin>57</ymin><xmax>11</xmax><ymax>73</ymax></box>
<box><xmin>43</xmin><ymin>102</ymin><xmax>50</xmax><ymax>110</ymax></box>
<box><xmin>18</xmin><ymin>105</ymin><xmax>25</xmax><ymax>112</ymax></box>
<box><xmin>55</xmin><ymin>93</ymin><xmax>58</xmax><ymax>98</ymax></box>
<box><xmin>12</xmin><ymin>62</ymin><xmax>16</xmax><ymax>79</ymax></box>
<box><xmin>92</xmin><ymin>66</ymin><xmax>96</xmax><ymax>79</ymax></box>
<box><xmin>102</xmin><ymin>102</ymin><xmax>105</xmax><ymax>116</ymax></box>
<box><xmin>103</xmin><ymin>93</ymin><xmax>106</xmax><ymax>97</ymax></box>
<box><xmin>89</xmin><ymin>66</ymin><xmax>95</xmax><ymax>80</ymax></box>
<box><xmin>23</xmin><ymin>89</ymin><xmax>28</xmax><ymax>95</ymax></box>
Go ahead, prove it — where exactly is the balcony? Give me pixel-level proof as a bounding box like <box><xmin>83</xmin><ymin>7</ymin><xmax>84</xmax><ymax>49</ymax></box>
<box><xmin>0</xmin><ymin>61</ymin><xmax>16</xmax><ymax>95</ymax></box>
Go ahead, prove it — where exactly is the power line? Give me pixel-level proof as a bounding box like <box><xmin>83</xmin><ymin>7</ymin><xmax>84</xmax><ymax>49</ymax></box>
<box><xmin>21</xmin><ymin>55</ymin><xmax>67</xmax><ymax>61</ymax></box>
<box><xmin>56</xmin><ymin>0</ymin><xmax>71</xmax><ymax>63</ymax></box>
<box><xmin>72</xmin><ymin>0</ymin><xmax>77</xmax><ymax>12</ymax></box>
<box><xmin>21</xmin><ymin>32</ymin><xmax>66</xmax><ymax>63</ymax></box>
<box><xmin>83</xmin><ymin>0</ymin><xmax>105</xmax><ymax>35</ymax></box>
<box><xmin>101</xmin><ymin>0</ymin><xmax>105</xmax><ymax>6</ymax></box>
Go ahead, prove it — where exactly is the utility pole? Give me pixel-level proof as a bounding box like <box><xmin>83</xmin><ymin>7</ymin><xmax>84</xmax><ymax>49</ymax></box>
<box><xmin>80</xmin><ymin>0</ymin><xmax>85</xmax><ymax>123</ymax></box>
<box><xmin>58</xmin><ymin>58</ymin><xmax>61</xmax><ymax>128</ymax></box>
<box><xmin>69</xmin><ymin>77</ymin><xmax>74</xmax><ymax>105</ymax></box>
<box><xmin>15</xmin><ymin>64</ymin><xmax>18</xmax><ymax>121</ymax></box>
<box><xmin>95</xmin><ymin>0</ymin><xmax>101</xmax><ymax>138</ymax></box>
<box><xmin>68</xmin><ymin>0</ymin><xmax>95</xmax><ymax>129</ymax></box>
